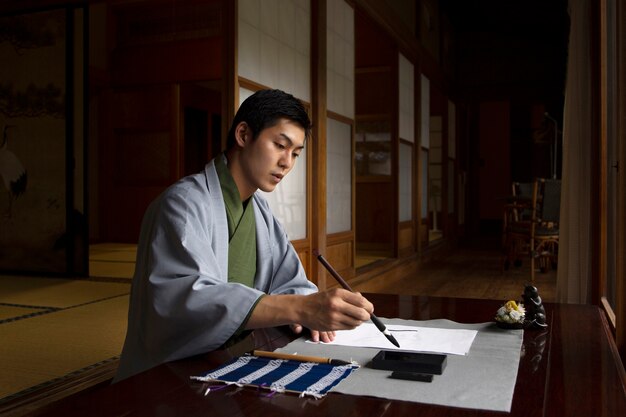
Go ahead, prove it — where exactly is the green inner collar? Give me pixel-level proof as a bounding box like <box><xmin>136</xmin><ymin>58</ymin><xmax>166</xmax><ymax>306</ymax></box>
<box><xmin>215</xmin><ymin>154</ymin><xmax>257</xmax><ymax>288</ymax></box>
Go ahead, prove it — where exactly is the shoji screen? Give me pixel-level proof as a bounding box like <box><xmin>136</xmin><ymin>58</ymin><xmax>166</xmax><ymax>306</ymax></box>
<box><xmin>420</xmin><ymin>74</ymin><xmax>430</xmax><ymax>220</ymax></box>
<box><xmin>448</xmin><ymin>100</ymin><xmax>456</xmax><ymax>215</ymax></box>
<box><xmin>238</xmin><ymin>0</ymin><xmax>311</xmax><ymax>240</ymax></box>
<box><xmin>326</xmin><ymin>0</ymin><xmax>354</xmax><ymax>235</ymax></box>
<box><xmin>238</xmin><ymin>0</ymin><xmax>310</xmax><ymax>101</ymax></box>
<box><xmin>399</xmin><ymin>54</ymin><xmax>415</xmax><ymax>143</ymax></box>
<box><xmin>398</xmin><ymin>53</ymin><xmax>414</xmax><ymax>222</ymax></box>
<box><xmin>326</xmin><ymin>118</ymin><xmax>352</xmax><ymax>234</ymax></box>
<box><xmin>327</xmin><ymin>0</ymin><xmax>354</xmax><ymax>119</ymax></box>
<box><xmin>399</xmin><ymin>142</ymin><xmax>413</xmax><ymax>222</ymax></box>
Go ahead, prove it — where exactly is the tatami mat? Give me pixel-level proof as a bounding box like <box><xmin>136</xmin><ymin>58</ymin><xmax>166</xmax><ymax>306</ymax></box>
<box><xmin>0</xmin><ymin>244</ymin><xmax>135</xmax><ymax>405</ymax></box>
<box><xmin>0</xmin><ymin>295</ymin><xmax>129</xmax><ymax>400</ymax></box>
<box><xmin>0</xmin><ymin>276</ymin><xmax>130</xmax><ymax>308</ymax></box>
<box><xmin>89</xmin><ymin>243</ymin><xmax>138</xmax><ymax>253</ymax></box>
<box><xmin>89</xmin><ymin>243</ymin><xmax>137</xmax><ymax>279</ymax></box>
<box><xmin>89</xmin><ymin>261</ymin><xmax>136</xmax><ymax>279</ymax></box>
<box><xmin>89</xmin><ymin>248</ymin><xmax>137</xmax><ymax>262</ymax></box>
<box><xmin>0</xmin><ymin>305</ymin><xmax>48</xmax><ymax>321</ymax></box>
<box><xmin>89</xmin><ymin>250</ymin><xmax>137</xmax><ymax>262</ymax></box>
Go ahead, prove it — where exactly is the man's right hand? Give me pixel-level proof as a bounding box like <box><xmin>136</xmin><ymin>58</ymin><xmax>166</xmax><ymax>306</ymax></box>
<box><xmin>245</xmin><ymin>289</ymin><xmax>374</xmax><ymax>334</ymax></box>
<box><xmin>297</xmin><ymin>288</ymin><xmax>374</xmax><ymax>332</ymax></box>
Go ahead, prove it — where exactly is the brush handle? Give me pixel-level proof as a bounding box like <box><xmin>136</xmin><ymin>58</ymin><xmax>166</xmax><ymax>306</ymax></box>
<box><xmin>315</xmin><ymin>252</ymin><xmax>353</xmax><ymax>291</ymax></box>
<box><xmin>252</xmin><ymin>350</ymin><xmax>352</xmax><ymax>366</ymax></box>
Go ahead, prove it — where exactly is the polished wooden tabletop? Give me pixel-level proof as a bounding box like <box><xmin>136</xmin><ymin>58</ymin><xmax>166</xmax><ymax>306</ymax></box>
<box><xmin>28</xmin><ymin>294</ymin><xmax>626</xmax><ymax>416</ymax></box>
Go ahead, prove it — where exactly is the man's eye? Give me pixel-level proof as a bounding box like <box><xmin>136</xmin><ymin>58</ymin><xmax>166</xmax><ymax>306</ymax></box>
<box><xmin>293</xmin><ymin>152</ymin><xmax>301</xmax><ymax>158</ymax></box>
<box><xmin>275</xmin><ymin>142</ymin><xmax>286</xmax><ymax>150</ymax></box>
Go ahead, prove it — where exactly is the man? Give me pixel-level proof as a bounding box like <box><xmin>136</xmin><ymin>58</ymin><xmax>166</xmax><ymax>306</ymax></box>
<box><xmin>115</xmin><ymin>89</ymin><xmax>373</xmax><ymax>382</ymax></box>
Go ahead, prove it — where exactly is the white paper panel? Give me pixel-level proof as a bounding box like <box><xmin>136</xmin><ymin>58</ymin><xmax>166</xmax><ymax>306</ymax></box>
<box><xmin>448</xmin><ymin>100</ymin><xmax>456</xmax><ymax>158</ymax></box>
<box><xmin>420</xmin><ymin>74</ymin><xmax>430</xmax><ymax>148</ymax></box>
<box><xmin>326</xmin><ymin>118</ymin><xmax>352</xmax><ymax>233</ymax></box>
<box><xmin>327</xmin><ymin>0</ymin><xmax>354</xmax><ymax>118</ymax></box>
<box><xmin>399</xmin><ymin>53</ymin><xmax>414</xmax><ymax>142</ymax></box>
<box><xmin>421</xmin><ymin>149</ymin><xmax>429</xmax><ymax>218</ymax></box>
<box><xmin>448</xmin><ymin>159</ymin><xmax>455</xmax><ymax>214</ymax></box>
<box><xmin>399</xmin><ymin>142</ymin><xmax>413</xmax><ymax>221</ymax></box>
<box><xmin>238</xmin><ymin>0</ymin><xmax>310</xmax><ymax>102</ymax></box>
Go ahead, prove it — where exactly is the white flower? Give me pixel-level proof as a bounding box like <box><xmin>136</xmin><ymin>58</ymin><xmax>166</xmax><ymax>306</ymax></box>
<box><xmin>495</xmin><ymin>300</ymin><xmax>526</xmax><ymax>324</ymax></box>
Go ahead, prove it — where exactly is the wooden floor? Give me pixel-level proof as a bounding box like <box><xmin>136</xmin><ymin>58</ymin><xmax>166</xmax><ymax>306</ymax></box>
<box><xmin>0</xmin><ymin>238</ymin><xmax>556</xmax><ymax>416</ymax></box>
<box><xmin>354</xmin><ymin>238</ymin><xmax>556</xmax><ymax>303</ymax></box>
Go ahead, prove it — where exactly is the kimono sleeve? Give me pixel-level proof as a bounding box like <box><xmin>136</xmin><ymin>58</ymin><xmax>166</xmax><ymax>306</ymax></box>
<box><xmin>118</xmin><ymin>181</ymin><xmax>264</xmax><ymax>380</ymax></box>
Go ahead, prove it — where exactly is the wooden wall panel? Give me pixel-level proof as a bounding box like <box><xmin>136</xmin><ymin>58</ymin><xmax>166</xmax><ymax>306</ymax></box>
<box><xmin>478</xmin><ymin>101</ymin><xmax>511</xmax><ymax>220</ymax></box>
<box><xmin>111</xmin><ymin>0</ymin><xmax>223</xmax><ymax>85</ymax></box>
<box><xmin>355</xmin><ymin>7</ymin><xmax>396</xmax><ymax>67</ymax></box>
<box><xmin>327</xmin><ymin>240</ymin><xmax>353</xmax><ymax>271</ymax></box>
<box><xmin>398</xmin><ymin>222</ymin><xmax>417</xmax><ymax>256</ymax></box>
<box><xmin>293</xmin><ymin>240</ymin><xmax>310</xmax><ymax>279</ymax></box>
<box><xmin>446</xmin><ymin>213</ymin><xmax>457</xmax><ymax>239</ymax></box>
<box><xmin>293</xmin><ymin>236</ymin><xmax>356</xmax><ymax>284</ymax></box>
<box><xmin>114</xmin><ymin>130</ymin><xmax>171</xmax><ymax>185</ymax></box>
<box><xmin>355</xmin><ymin>69</ymin><xmax>393</xmax><ymax>115</ymax></box>
<box><xmin>355</xmin><ymin>180</ymin><xmax>394</xmax><ymax>249</ymax></box>
<box><xmin>100</xmin><ymin>85</ymin><xmax>178</xmax><ymax>242</ymax></box>
<box><xmin>112</xmin><ymin>38</ymin><xmax>222</xmax><ymax>85</ymax></box>
<box><xmin>420</xmin><ymin>218</ymin><xmax>429</xmax><ymax>246</ymax></box>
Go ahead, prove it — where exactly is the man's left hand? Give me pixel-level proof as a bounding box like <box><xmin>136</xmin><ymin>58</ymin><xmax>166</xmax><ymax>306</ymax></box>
<box><xmin>290</xmin><ymin>324</ymin><xmax>336</xmax><ymax>343</ymax></box>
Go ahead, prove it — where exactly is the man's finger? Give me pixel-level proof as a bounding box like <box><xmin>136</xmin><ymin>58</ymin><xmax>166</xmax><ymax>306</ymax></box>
<box><xmin>319</xmin><ymin>331</ymin><xmax>336</xmax><ymax>343</ymax></box>
<box><xmin>309</xmin><ymin>329</ymin><xmax>320</xmax><ymax>342</ymax></box>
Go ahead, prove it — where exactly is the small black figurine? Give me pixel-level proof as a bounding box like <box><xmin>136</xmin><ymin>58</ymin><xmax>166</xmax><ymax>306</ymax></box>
<box><xmin>522</xmin><ymin>285</ymin><xmax>548</xmax><ymax>329</ymax></box>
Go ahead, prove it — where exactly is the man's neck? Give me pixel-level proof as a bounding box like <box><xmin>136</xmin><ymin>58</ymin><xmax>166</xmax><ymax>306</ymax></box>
<box><xmin>224</xmin><ymin>149</ymin><xmax>256</xmax><ymax>201</ymax></box>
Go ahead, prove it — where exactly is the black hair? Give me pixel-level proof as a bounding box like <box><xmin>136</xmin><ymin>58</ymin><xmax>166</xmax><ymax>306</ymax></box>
<box><xmin>226</xmin><ymin>89</ymin><xmax>312</xmax><ymax>150</ymax></box>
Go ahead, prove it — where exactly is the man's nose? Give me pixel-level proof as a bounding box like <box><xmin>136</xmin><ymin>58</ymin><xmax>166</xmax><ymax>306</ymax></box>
<box><xmin>279</xmin><ymin>152</ymin><xmax>294</xmax><ymax>169</ymax></box>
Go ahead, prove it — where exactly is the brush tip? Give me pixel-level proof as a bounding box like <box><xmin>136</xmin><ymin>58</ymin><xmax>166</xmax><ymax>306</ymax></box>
<box><xmin>312</xmin><ymin>249</ymin><xmax>320</xmax><ymax>257</ymax></box>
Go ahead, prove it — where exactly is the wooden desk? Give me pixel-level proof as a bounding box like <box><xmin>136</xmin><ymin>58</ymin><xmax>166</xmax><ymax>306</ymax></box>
<box><xmin>27</xmin><ymin>295</ymin><xmax>626</xmax><ymax>416</ymax></box>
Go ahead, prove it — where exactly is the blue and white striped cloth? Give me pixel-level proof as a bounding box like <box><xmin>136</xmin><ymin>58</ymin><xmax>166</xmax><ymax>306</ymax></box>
<box><xmin>192</xmin><ymin>355</ymin><xmax>359</xmax><ymax>398</ymax></box>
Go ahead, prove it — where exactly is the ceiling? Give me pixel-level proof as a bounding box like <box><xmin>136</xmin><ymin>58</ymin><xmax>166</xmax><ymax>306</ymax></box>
<box><xmin>440</xmin><ymin>0</ymin><xmax>569</xmax><ymax>35</ymax></box>
<box><xmin>438</xmin><ymin>0</ymin><xmax>570</xmax><ymax>101</ymax></box>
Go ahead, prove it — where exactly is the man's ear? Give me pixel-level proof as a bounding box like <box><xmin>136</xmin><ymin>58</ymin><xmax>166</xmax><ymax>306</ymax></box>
<box><xmin>234</xmin><ymin>122</ymin><xmax>249</xmax><ymax>147</ymax></box>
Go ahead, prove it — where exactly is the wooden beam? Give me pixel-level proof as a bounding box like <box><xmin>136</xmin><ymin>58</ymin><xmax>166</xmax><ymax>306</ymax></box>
<box><xmin>223</xmin><ymin>0</ymin><xmax>237</xmax><ymax>148</ymax></box>
<box><xmin>614</xmin><ymin>0</ymin><xmax>626</xmax><ymax>363</ymax></box>
<box><xmin>310</xmin><ymin>0</ymin><xmax>327</xmax><ymax>289</ymax></box>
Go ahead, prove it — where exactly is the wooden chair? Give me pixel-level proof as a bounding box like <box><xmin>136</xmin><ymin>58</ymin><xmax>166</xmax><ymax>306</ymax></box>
<box><xmin>504</xmin><ymin>179</ymin><xmax>560</xmax><ymax>283</ymax></box>
<box><xmin>511</xmin><ymin>182</ymin><xmax>534</xmax><ymax>221</ymax></box>
<box><xmin>529</xmin><ymin>179</ymin><xmax>560</xmax><ymax>283</ymax></box>
<box><xmin>501</xmin><ymin>182</ymin><xmax>534</xmax><ymax>270</ymax></box>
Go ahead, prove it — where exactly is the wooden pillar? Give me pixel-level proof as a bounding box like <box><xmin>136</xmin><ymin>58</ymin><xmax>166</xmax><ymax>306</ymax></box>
<box><xmin>223</xmin><ymin>0</ymin><xmax>238</xmax><ymax>147</ymax></box>
<box><xmin>616</xmin><ymin>0</ymin><xmax>626</xmax><ymax>366</ymax></box>
<box><xmin>311</xmin><ymin>0</ymin><xmax>327</xmax><ymax>289</ymax></box>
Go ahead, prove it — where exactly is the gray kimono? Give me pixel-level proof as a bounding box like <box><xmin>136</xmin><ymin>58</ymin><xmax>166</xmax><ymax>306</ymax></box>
<box><xmin>114</xmin><ymin>159</ymin><xmax>317</xmax><ymax>382</ymax></box>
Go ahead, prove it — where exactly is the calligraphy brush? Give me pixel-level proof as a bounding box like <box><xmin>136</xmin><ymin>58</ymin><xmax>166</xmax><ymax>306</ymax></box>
<box><xmin>251</xmin><ymin>350</ymin><xmax>356</xmax><ymax>366</ymax></box>
<box><xmin>313</xmin><ymin>250</ymin><xmax>401</xmax><ymax>348</ymax></box>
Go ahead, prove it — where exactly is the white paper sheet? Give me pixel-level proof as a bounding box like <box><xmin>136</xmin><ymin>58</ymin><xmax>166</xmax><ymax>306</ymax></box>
<box><xmin>312</xmin><ymin>322</ymin><xmax>478</xmax><ymax>355</ymax></box>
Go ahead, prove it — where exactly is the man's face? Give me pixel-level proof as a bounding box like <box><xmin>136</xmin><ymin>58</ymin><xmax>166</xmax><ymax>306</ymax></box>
<box><xmin>237</xmin><ymin>118</ymin><xmax>305</xmax><ymax>197</ymax></box>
